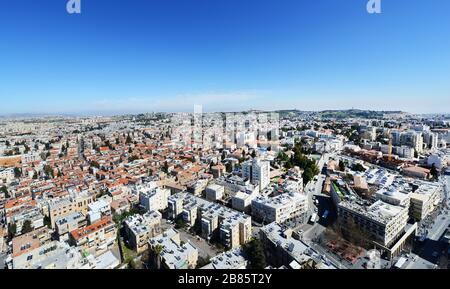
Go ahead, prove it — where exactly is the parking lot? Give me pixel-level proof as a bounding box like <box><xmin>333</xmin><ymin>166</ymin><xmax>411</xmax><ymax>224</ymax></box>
<box><xmin>162</xmin><ymin>218</ymin><xmax>220</xmax><ymax>259</ymax></box>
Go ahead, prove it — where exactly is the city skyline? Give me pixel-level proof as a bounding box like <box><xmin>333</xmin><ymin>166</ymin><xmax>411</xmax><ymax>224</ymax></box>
<box><xmin>1</xmin><ymin>0</ymin><xmax>450</xmax><ymax>114</ymax></box>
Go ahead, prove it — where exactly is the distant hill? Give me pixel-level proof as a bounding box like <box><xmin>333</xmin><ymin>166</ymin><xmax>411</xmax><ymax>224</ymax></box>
<box><xmin>318</xmin><ymin>109</ymin><xmax>403</xmax><ymax>119</ymax></box>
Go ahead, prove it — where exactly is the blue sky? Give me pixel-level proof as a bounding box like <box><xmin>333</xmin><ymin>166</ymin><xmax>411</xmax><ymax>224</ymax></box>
<box><xmin>0</xmin><ymin>0</ymin><xmax>449</xmax><ymax>115</ymax></box>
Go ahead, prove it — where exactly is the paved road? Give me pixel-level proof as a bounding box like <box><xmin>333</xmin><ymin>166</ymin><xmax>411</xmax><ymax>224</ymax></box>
<box><xmin>177</xmin><ymin>229</ymin><xmax>220</xmax><ymax>259</ymax></box>
<box><xmin>77</xmin><ymin>136</ymin><xmax>86</xmax><ymax>162</ymax></box>
<box><xmin>304</xmin><ymin>174</ymin><xmax>326</xmax><ymax>219</ymax></box>
<box><xmin>426</xmin><ymin>176</ymin><xmax>450</xmax><ymax>241</ymax></box>
<box><xmin>407</xmin><ymin>176</ymin><xmax>450</xmax><ymax>268</ymax></box>
<box><xmin>305</xmin><ymin>240</ymin><xmax>348</xmax><ymax>269</ymax></box>
<box><xmin>0</xmin><ymin>252</ymin><xmax>7</xmax><ymax>269</ymax></box>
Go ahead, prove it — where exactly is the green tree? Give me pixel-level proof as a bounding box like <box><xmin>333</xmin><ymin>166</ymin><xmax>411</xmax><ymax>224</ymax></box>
<box><xmin>90</xmin><ymin>161</ymin><xmax>100</xmax><ymax>169</ymax></box>
<box><xmin>126</xmin><ymin>134</ymin><xmax>132</xmax><ymax>144</ymax></box>
<box><xmin>351</xmin><ymin>163</ymin><xmax>366</xmax><ymax>172</ymax></box>
<box><xmin>162</xmin><ymin>161</ymin><xmax>169</xmax><ymax>174</ymax></box>
<box><xmin>339</xmin><ymin>161</ymin><xmax>346</xmax><ymax>172</ymax></box>
<box><xmin>243</xmin><ymin>239</ymin><xmax>266</xmax><ymax>269</ymax></box>
<box><xmin>43</xmin><ymin>165</ymin><xmax>54</xmax><ymax>178</ymax></box>
<box><xmin>21</xmin><ymin>220</ymin><xmax>33</xmax><ymax>234</ymax></box>
<box><xmin>0</xmin><ymin>186</ymin><xmax>10</xmax><ymax>198</ymax></box>
<box><xmin>43</xmin><ymin>214</ymin><xmax>52</xmax><ymax>228</ymax></box>
<box><xmin>430</xmin><ymin>164</ymin><xmax>439</xmax><ymax>180</ymax></box>
<box><xmin>8</xmin><ymin>223</ymin><xmax>17</xmax><ymax>240</ymax></box>
<box><xmin>128</xmin><ymin>155</ymin><xmax>139</xmax><ymax>162</ymax></box>
<box><xmin>196</xmin><ymin>255</ymin><xmax>211</xmax><ymax>268</ymax></box>
<box><xmin>276</xmin><ymin>151</ymin><xmax>289</xmax><ymax>163</ymax></box>
<box><xmin>14</xmin><ymin>168</ymin><xmax>22</xmax><ymax>179</ymax></box>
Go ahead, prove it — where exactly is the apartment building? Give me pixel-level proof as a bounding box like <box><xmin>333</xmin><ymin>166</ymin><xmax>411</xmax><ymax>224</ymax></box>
<box><xmin>231</xmin><ymin>190</ymin><xmax>258</xmax><ymax>212</ymax></box>
<box><xmin>409</xmin><ymin>181</ymin><xmax>442</xmax><ymax>220</ymax></box>
<box><xmin>337</xmin><ymin>200</ymin><xmax>409</xmax><ymax>248</ymax></box>
<box><xmin>55</xmin><ymin>212</ymin><xmax>87</xmax><ymax>241</ymax></box>
<box><xmin>201</xmin><ymin>248</ymin><xmax>248</xmax><ymax>269</ymax></box>
<box><xmin>0</xmin><ymin>167</ymin><xmax>14</xmax><ymax>183</ymax></box>
<box><xmin>242</xmin><ymin>158</ymin><xmax>270</xmax><ymax>190</ymax></box>
<box><xmin>168</xmin><ymin>192</ymin><xmax>252</xmax><ymax>249</ymax></box>
<box><xmin>9</xmin><ymin>227</ymin><xmax>52</xmax><ymax>268</ymax></box>
<box><xmin>10</xmin><ymin>207</ymin><xmax>44</xmax><ymax>233</ymax></box>
<box><xmin>87</xmin><ymin>199</ymin><xmax>111</xmax><ymax>224</ymax></box>
<box><xmin>71</xmin><ymin>190</ymin><xmax>96</xmax><ymax>215</ymax></box>
<box><xmin>138</xmin><ymin>186</ymin><xmax>170</xmax><ymax>212</ymax></box>
<box><xmin>48</xmin><ymin>191</ymin><xmax>96</xmax><ymax>228</ymax></box>
<box><xmin>260</xmin><ymin>222</ymin><xmax>335</xmax><ymax>269</ymax></box>
<box><xmin>205</xmin><ymin>184</ymin><xmax>224</xmax><ymax>202</ymax></box>
<box><xmin>251</xmin><ymin>192</ymin><xmax>308</xmax><ymax>224</ymax></box>
<box><xmin>69</xmin><ymin>216</ymin><xmax>117</xmax><ymax>256</ymax></box>
<box><xmin>391</xmin><ymin>130</ymin><xmax>424</xmax><ymax>154</ymax></box>
<box><xmin>148</xmin><ymin>228</ymin><xmax>198</xmax><ymax>269</ymax></box>
<box><xmin>124</xmin><ymin>210</ymin><xmax>162</xmax><ymax>253</ymax></box>
<box><xmin>214</xmin><ymin>175</ymin><xmax>259</xmax><ymax>199</ymax></box>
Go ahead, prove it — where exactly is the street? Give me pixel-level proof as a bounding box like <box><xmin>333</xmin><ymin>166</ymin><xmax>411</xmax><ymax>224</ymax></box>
<box><xmin>0</xmin><ymin>252</ymin><xmax>7</xmax><ymax>269</ymax></box>
<box><xmin>404</xmin><ymin>175</ymin><xmax>450</xmax><ymax>268</ymax></box>
<box><xmin>177</xmin><ymin>229</ymin><xmax>220</xmax><ymax>259</ymax></box>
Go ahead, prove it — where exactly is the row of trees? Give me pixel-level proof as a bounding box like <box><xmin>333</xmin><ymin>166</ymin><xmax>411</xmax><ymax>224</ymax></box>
<box><xmin>7</xmin><ymin>220</ymin><xmax>33</xmax><ymax>240</ymax></box>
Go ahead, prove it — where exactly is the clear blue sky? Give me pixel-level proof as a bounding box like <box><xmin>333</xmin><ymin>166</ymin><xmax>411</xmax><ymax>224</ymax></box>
<box><xmin>0</xmin><ymin>0</ymin><xmax>449</xmax><ymax>115</ymax></box>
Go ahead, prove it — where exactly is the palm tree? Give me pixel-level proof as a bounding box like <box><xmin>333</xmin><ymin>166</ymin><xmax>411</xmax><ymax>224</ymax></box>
<box><xmin>153</xmin><ymin>244</ymin><xmax>164</xmax><ymax>269</ymax></box>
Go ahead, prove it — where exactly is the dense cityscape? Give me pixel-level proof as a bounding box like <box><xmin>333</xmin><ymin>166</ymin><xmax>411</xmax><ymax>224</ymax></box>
<box><xmin>0</xmin><ymin>109</ymin><xmax>449</xmax><ymax>270</ymax></box>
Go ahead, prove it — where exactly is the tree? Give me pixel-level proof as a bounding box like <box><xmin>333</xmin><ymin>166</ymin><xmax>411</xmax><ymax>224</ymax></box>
<box><xmin>251</xmin><ymin>150</ymin><xmax>257</xmax><ymax>158</ymax></box>
<box><xmin>438</xmin><ymin>253</ymin><xmax>449</xmax><ymax>269</ymax></box>
<box><xmin>162</xmin><ymin>161</ymin><xmax>169</xmax><ymax>174</ymax></box>
<box><xmin>14</xmin><ymin>168</ymin><xmax>22</xmax><ymax>179</ymax></box>
<box><xmin>153</xmin><ymin>244</ymin><xmax>164</xmax><ymax>269</ymax></box>
<box><xmin>8</xmin><ymin>223</ymin><xmax>17</xmax><ymax>240</ymax></box>
<box><xmin>225</xmin><ymin>162</ymin><xmax>233</xmax><ymax>173</ymax></box>
<box><xmin>196</xmin><ymin>255</ymin><xmax>211</xmax><ymax>268</ymax></box>
<box><xmin>21</xmin><ymin>220</ymin><xmax>33</xmax><ymax>234</ymax></box>
<box><xmin>126</xmin><ymin>134</ymin><xmax>132</xmax><ymax>144</ymax></box>
<box><xmin>221</xmin><ymin>151</ymin><xmax>226</xmax><ymax>161</ymax></box>
<box><xmin>128</xmin><ymin>155</ymin><xmax>139</xmax><ymax>162</ymax></box>
<box><xmin>276</xmin><ymin>151</ymin><xmax>289</xmax><ymax>163</ymax></box>
<box><xmin>430</xmin><ymin>164</ymin><xmax>439</xmax><ymax>180</ymax></box>
<box><xmin>174</xmin><ymin>217</ymin><xmax>187</xmax><ymax>229</ymax></box>
<box><xmin>90</xmin><ymin>161</ymin><xmax>100</xmax><ymax>169</ymax></box>
<box><xmin>5</xmin><ymin>140</ymin><xmax>10</xmax><ymax>147</ymax></box>
<box><xmin>339</xmin><ymin>161</ymin><xmax>346</xmax><ymax>172</ymax></box>
<box><xmin>351</xmin><ymin>163</ymin><xmax>366</xmax><ymax>173</ymax></box>
<box><xmin>43</xmin><ymin>165</ymin><xmax>54</xmax><ymax>178</ymax></box>
<box><xmin>1</xmin><ymin>186</ymin><xmax>10</xmax><ymax>198</ymax></box>
<box><xmin>43</xmin><ymin>215</ymin><xmax>52</xmax><ymax>228</ymax></box>
<box><xmin>243</xmin><ymin>239</ymin><xmax>266</xmax><ymax>269</ymax></box>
